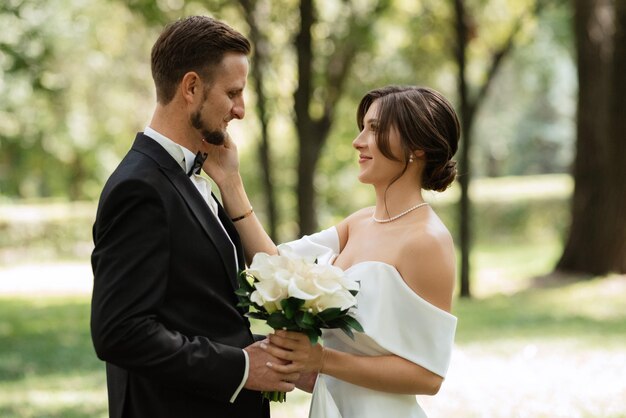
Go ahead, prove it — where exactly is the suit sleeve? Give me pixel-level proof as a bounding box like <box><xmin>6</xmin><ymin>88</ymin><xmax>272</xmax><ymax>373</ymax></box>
<box><xmin>90</xmin><ymin>178</ymin><xmax>246</xmax><ymax>402</ymax></box>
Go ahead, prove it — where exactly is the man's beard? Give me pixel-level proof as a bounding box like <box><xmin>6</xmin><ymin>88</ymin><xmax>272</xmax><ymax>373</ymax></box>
<box><xmin>190</xmin><ymin>106</ymin><xmax>226</xmax><ymax>146</ymax></box>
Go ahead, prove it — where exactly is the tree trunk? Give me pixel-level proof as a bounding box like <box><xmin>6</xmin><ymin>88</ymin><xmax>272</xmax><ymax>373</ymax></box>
<box><xmin>294</xmin><ymin>0</ymin><xmax>319</xmax><ymax>235</ymax></box>
<box><xmin>291</xmin><ymin>0</ymin><xmax>392</xmax><ymax>236</ymax></box>
<box><xmin>606</xmin><ymin>0</ymin><xmax>626</xmax><ymax>272</ymax></box>
<box><xmin>557</xmin><ymin>0</ymin><xmax>626</xmax><ymax>275</ymax></box>
<box><xmin>454</xmin><ymin>0</ymin><xmax>472</xmax><ymax>298</ymax></box>
<box><xmin>453</xmin><ymin>0</ymin><xmax>539</xmax><ymax>297</ymax></box>
<box><xmin>297</xmin><ymin>131</ymin><xmax>324</xmax><ymax>235</ymax></box>
<box><xmin>239</xmin><ymin>0</ymin><xmax>278</xmax><ymax>240</ymax></box>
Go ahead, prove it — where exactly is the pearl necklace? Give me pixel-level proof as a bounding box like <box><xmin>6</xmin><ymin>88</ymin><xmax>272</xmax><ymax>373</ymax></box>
<box><xmin>372</xmin><ymin>202</ymin><xmax>429</xmax><ymax>223</ymax></box>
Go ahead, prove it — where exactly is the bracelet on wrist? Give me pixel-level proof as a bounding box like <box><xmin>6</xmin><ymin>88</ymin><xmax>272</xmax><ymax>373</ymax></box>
<box><xmin>318</xmin><ymin>346</ymin><xmax>327</xmax><ymax>374</ymax></box>
<box><xmin>231</xmin><ymin>207</ymin><xmax>254</xmax><ymax>223</ymax></box>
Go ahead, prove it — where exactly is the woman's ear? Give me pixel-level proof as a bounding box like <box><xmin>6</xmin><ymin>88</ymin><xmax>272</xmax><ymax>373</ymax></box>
<box><xmin>413</xmin><ymin>150</ymin><xmax>426</xmax><ymax>159</ymax></box>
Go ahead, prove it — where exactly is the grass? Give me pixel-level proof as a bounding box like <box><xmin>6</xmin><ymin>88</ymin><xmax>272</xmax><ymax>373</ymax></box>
<box><xmin>0</xmin><ymin>297</ymin><xmax>107</xmax><ymax>418</ymax></box>
<box><xmin>454</xmin><ymin>276</ymin><xmax>626</xmax><ymax>346</ymax></box>
<box><xmin>469</xmin><ymin>239</ymin><xmax>565</xmax><ymax>296</ymax></box>
<box><xmin>432</xmin><ymin>173</ymin><xmax>573</xmax><ymax>204</ymax></box>
<box><xmin>1</xmin><ymin>175</ymin><xmax>624</xmax><ymax>416</ymax></box>
<box><xmin>1</xmin><ymin>269</ymin><xmax>625</xmax><ymax>417</ymax></box>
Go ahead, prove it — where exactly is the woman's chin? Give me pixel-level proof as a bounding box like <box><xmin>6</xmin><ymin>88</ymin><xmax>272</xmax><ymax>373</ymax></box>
<box><xmin>356</xmin><ymin>175</ymin><xmax>374</xmax><ymax>185</ymax></box>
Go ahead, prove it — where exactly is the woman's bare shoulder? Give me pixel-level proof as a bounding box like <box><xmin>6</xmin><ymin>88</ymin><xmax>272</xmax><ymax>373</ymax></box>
<box><xmin>336</xmin><ymin>207</ymin><xmax>375</xmax><ymax>249</ymax></box>
<box><xmin>396</xmin><ymin>217</ymin><xmax>456</xmax><ymax>311</ymax></box>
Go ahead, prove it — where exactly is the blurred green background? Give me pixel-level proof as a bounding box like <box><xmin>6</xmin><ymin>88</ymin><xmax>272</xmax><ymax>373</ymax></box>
<box><xmin>1</xmin><ymin>0</ymin><xmax>625</xmax><ymax>417</ymax></box>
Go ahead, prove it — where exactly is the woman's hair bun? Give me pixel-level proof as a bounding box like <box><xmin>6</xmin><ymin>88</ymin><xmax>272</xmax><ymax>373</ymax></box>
<box><xmin>423</xmin><ymin>160</ymin><xmax>457</xmax><ymax>192</ymax></box>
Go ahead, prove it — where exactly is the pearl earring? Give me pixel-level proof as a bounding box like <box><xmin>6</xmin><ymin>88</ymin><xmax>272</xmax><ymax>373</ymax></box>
<box><xmin>409</xmin><ymin>157</ymin><xmax>414</xmax><ymax>163</ymax></box>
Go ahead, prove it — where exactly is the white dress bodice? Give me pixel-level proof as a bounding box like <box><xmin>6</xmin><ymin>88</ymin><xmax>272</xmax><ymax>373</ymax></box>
<box><xmin>278</xmin><ymin>227</ymin><xmax>457</xmax><ymax>418</ymax></box>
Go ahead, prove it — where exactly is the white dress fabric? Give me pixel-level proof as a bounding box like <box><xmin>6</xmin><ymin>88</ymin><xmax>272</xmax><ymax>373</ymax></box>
<box><xmin>279</xmin><ymin>227</ymin><xmax>457</xmax><ymax>418</ymax></box>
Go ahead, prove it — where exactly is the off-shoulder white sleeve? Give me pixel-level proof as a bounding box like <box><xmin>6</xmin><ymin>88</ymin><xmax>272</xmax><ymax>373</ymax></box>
<box><xmin>278</xmin><ymin>228</ymin><xmax>457</xmax><ymax>378</ymax></box>
<box><xmin>277</xmin><ymin>226</ymin><xmax>340</xmax><ymax>265</ymax></box>
<box><xmin>345</xmin><ymin>262</ymin><xmax>457</xmax><ymax>377</ymax></box>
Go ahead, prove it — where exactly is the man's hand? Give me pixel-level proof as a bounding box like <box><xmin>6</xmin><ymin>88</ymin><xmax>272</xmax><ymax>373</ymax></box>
<box><xmin>243</xmin><ymin>340</ymin><xmax>300</xmax><ymax>392</ymax></box>
<box><xmin>294</xmin><ymin>371</ymin><xmax>318</xmax><ymax>393</ymax></box>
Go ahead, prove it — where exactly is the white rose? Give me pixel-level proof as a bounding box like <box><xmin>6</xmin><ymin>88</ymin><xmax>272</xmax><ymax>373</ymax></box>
<box><xmin>245</xmin><ymin>251</ymin><xmax>360</xmax><ymax>315</ymax></box>
<box><xmin>247</xmin><ymin>253</ymin><xmax>291</xmax><ymax>312</ymax></box>
<box><xmin>314</xmin><ymin>289</ymin><xmax>357</xmax><ymax>312</ymax></box>
<box><xmin>277</xmin><ymin>243</ymin><xmax>317</xmax><ymax>264</ymax></box>
<box><xmin>250</xmin><ymin>278</ymin><xmax>288</xmax><ymax>313</ymax></box>
<box><xmin>287</xmin><ymin>273</ymin><xmax>322</xmax><ymax>301</ymax></box>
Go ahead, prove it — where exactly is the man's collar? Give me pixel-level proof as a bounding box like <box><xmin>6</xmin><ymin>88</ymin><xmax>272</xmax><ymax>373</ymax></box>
<box><xmin>143</xmin><ymin>126</ymin><xmax>197</xmax><ymax>174</ymax></box>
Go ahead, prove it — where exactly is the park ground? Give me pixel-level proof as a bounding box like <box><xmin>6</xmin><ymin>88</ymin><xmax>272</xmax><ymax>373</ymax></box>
<box><xmin>1</xmin><ymin>259</ymin><xmax>624</xmax><ymax>418</ymax></box>
<box><xmin>1</xmin><ymin>177</ymin><xmax>624</xmax><ymax>417</ymax></box>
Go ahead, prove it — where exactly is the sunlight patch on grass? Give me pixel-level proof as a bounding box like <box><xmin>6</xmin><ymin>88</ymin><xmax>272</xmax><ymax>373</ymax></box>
<box><xmin>419</xmin><ymin>340</ymin><xmax>626</xmax><ymax>418</ymax></box>
<box><xmin>453</xmin><ymin>275</ymin><xmax>626</xmax><ymax>347</ymax></box>
<box><xmin>0</xmin><ymin>372</ymin><xmax>107</xmax><ymax>418</ymax></box>
<box><xmin>469</xmin><ymin>239</ymin><xmax>563</xmax><ymax>297</ymax></box>
<box><xmin>0</xmin><ymin>201</ymin><xmax>96</xmax><ymax>223</ymax></box>
<box><xmin>543</xmin><ymin>274</ymin><xmax>626</xmax><ymax>321</ymax></box>
<box><xmin>430</xmin><ymin>173</ymin><xmax>573</xmax><ymax>204</ymax></box>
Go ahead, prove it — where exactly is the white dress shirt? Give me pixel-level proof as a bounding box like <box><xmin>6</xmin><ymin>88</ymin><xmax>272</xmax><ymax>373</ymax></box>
<box><xmin>143</xmin><ymin>126</ymin><xmax>249</xmax><ymax>403</ymax></box>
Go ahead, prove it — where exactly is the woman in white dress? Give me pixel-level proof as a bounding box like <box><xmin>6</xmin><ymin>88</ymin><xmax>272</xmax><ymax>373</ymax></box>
<box><xmin>202</xmin><ymin>85</ymin><xmax>460</xmax><ymax>417</ymax></box>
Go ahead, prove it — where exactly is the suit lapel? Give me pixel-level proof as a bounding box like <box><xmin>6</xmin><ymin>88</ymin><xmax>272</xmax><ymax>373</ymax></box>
<box><xmin>214</xmin><ymin>196</ymin><xmax>248</xmax><ymax>314</ymax></box>
<box><xmin>131</xmin><ymin>134</ymin><xmax>238</xmax><ymax>287</ymax></box>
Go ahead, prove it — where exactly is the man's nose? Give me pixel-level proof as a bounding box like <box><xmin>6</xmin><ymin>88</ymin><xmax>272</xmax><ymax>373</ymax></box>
<box><xmin>232</xmin><ymin>97</ymin><xmax>245</xmax><ymax>120</ymax></box>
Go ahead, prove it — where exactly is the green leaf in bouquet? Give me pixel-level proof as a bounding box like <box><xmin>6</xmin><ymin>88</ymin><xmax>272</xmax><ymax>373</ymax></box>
<box><xmin>338</xmin><ymin>322</ymin><xmax>355</xmax><ymax>340</ymax></box>
<box><xmin>342</xmin><ymin>315</ymin><xmax>364</xmax><ymax>333</ymax></box>
<box><xmin>267</xmin><ymin>311</ymin><xmax>295</xmax><ymax>330</ymax></box>
<box><xmin>304</xmin><ymin>328</ymin><xmax>321</xmax><ymax>345</ymax></box>
<box><xmin>237</xmin><ymin>273</ymin><xmax>256</xmax><ymax>297</ymax></box>
<box><xmin>281</xmin><ymin>298</ymin><xmax>305</xmax><ymax>320</ymax></box>
<box><xmin>295</xmin><ymin>310</ymin><xmax>315</xmax><ymax>330</ymax></box>
<box><xmin>235</xmin><ymin>288</ymin><xmax>251</xmax><ymax>297</ymax></box>
<box><xmin>301</xmin><ymin>311</ymin><xmax>316</xmax><ymax>326</ymax></box>
<box><xmin>246</xmin><ymin>311</ymin><xmax>269</xmax><ymax>320</ymax></box>
<box><xmin>317</xmin><ymin>307</ymin><xmax>344</xmax><ymax>323</ymax></box>
<box><xmin>240</xmin><ymin>270</ymin><xmax>258</xmax><ymax>285</ymax></box>
<box><xmin>331</xmin><ymin>315</ymin><xmax>363</xmax><ymax>340</ymax></box>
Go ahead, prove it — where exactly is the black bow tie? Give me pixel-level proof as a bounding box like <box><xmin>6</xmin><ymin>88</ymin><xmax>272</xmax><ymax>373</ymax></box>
<box><xmin>187</xmin><ymin>151</ymin><xmax>208</xmax><ymax>177</ymax></box>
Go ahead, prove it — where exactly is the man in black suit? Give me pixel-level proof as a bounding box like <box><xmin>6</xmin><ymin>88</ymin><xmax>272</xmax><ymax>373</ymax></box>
<box><xmin>91</xmin><ymin>16</ymin><xmax>300</xmax><ymax>417</ymax></box>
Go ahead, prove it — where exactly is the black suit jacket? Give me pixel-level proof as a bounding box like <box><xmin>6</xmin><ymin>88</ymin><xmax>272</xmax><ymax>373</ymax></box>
<box><xmin>91</xmin><ymin>133</ymin><xmax>268</xmax><ymax>418</ymax></box>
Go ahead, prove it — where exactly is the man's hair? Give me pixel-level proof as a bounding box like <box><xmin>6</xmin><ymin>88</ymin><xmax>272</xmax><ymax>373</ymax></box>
<box><xmin>151</xmin><ymin>16</ymin><xmax>251</xmax><ymax>104</ymax></box>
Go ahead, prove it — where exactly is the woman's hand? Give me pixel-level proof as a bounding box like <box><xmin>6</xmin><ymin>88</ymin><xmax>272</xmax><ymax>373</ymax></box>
<box><xmin>199</xmin><ymin>133</ymin><xmax>240</xmax><ymax>186</ymax></box>
<box><xmin>262</xmin><ymin>330</ymin><xmax>324</xmax><ymax>374</ymax></box>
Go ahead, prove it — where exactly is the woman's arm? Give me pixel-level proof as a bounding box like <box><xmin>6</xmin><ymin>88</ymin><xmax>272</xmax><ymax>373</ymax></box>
<box><xmin>322</xmin><ymin>347</ymin><xmax>444</xmax><ymax>395</ymax></box>
<box><xmin>264</xmin><ymin>336</ymin><xmax>444</xmax><ymax>395</ymax></box>
<box><xmin>216</xmin><ymin>172</ymin><xmax>278</xmax><ymax>263</ymax></box>
<box><xmin>201</xmin><ymin>136</ymin><xmax>277</xmax><ymax>264</ymax></box>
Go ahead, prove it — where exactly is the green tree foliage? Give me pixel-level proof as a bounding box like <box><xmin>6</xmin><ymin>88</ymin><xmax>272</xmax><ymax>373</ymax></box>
<box><xmin>0</xmin><ymin>0</ymin><xmax>158</xmax><ymax>200</ymax></box>
<box><xmin>1</xmin><ymin>0</ymin><xmax>578</xmax><ymax>250</ymax></box>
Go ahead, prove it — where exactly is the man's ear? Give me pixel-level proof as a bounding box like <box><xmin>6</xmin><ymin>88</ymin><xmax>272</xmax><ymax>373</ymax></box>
<box><xmin>180</xmin><ymin>71</ymin><xmax>201</xmax><ymax>104</ymax></box>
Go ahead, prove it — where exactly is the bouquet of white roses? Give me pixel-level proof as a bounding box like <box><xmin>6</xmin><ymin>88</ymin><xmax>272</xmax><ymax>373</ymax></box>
<box><xmin>235</xmin><ymin>247</ymin><xmax>363</xmax><ymax>401</ymax></box>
